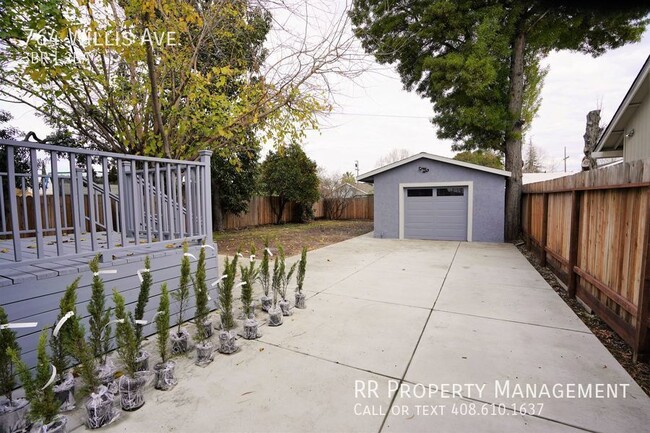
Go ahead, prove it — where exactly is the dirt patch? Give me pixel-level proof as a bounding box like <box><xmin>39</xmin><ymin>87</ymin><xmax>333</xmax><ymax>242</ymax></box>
<box><xmin>516</xmin><ymin>241</ymin><xmax>650</xmax><ymax>397</ymax></box>
<box><xmin>213</xmin><ymin>220</ymin><xmax>373</xmax><ymax>256</ymax></box>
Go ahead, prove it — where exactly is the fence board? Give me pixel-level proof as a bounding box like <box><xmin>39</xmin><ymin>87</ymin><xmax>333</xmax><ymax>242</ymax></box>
<box><xmin>222</xmin><ymin>195</ymin><xmax>373</xmax><ymax>230</ymax></box>
<box><xmin>522</xmin><ymin>161</ymin><xmax>650</xmax><ymax>360</ymax></box>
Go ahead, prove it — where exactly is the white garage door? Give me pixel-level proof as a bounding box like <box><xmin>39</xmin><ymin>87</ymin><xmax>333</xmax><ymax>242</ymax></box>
<box><xmin>404</xmin><ymin>187</ymin><xmax>468</xmax><ymax>241</ymax></box>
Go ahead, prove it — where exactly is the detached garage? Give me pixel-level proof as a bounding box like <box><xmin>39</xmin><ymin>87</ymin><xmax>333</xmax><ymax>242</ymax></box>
<box><xmin>357</xmin><ymin>153</ymin><xmax>510</xmax><ymax>242</ymax></box>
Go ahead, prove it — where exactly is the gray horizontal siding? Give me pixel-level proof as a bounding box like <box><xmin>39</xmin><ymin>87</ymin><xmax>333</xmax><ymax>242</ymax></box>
<box><xmin>2</xmin><ymin>245</ymin><xmax>219</xmax><ymax>370</ymax></box>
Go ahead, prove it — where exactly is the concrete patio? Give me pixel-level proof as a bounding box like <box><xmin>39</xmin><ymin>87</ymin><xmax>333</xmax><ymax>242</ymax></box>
<box><xmin>93</xmin><ymin>235</ymin><xmax>650</xmax><ymax>433</ymax></box>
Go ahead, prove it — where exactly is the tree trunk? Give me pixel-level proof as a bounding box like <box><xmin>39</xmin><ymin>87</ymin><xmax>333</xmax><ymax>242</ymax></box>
<box><xmin>143</xmin><ymin>11</ymin><xmax>171</xmax><ymax>158</ymax></box>
<box><xmin>504</xmin><ymin>26</ymin><xmax>526</xmax><ymax>242</ymax></box>
<box><xmin>212</xmin><ymin>178</ymin><xmax>224</xmax><ymax>232</ymax></box>
<box><xmin>274</xmin><ymin>198</ymin><xmax>286</xmax><ymax>225</ymax></box>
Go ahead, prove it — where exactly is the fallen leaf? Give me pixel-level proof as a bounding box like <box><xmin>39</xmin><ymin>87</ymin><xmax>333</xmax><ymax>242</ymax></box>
<box><xmin>0</xmin><ymin>248</ymin><xmax>8</xmax><ymax>253</ymax></box>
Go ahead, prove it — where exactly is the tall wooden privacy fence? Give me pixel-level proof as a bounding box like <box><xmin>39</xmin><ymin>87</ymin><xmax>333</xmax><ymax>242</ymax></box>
<box><xmin>222</xmin><ymin>195</ymin><xmax>374</xmax><ymax>230</ymax></box>
<box><xmin>522</xmin><ymin>160</ymin><xmax>650</xmax><ymax>360</ymax></box>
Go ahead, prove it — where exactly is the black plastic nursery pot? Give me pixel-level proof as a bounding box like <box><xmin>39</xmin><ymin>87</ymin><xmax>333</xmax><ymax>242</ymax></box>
<box><xmin>295</xmin><ymin>292</ymin><xmax>306</xmax><ymax>309</ymax></box>
<box><xmin>217</xmin><ymin>330</ymin><xmax>238</xmax><ymax>354</ymax></box>
<box><xmin>268</xmin><ymin>308</ymin><xmax>283</xmax><ymax>327</ymax></box>
<box><xmin>279</xmin><ymin>300</ymin><xmax>291</xmax><ymax>316</ymax></box>
<box><xmin>195</xmin><ymin>341</ymin><xmax>214</xmax><ymax>366</ymax></box>
<box><xmin>153</xmin><ymin>361</ymin><xmax>177</xmax><ymax>391</ymax></box>
<box><xmin>53</xmin><ymin>372</ymin><xmax>76</xmax><ymax>412</ymax></box>
<box><xmin>36</xmin><ymin>416</ymin><xmax>67</xmax><ymax>433</ymax></box>
<box><xmin>84</xmin><ymin>386</ymin><xmax>118</xmax><ymax>429</ymax></box>
<box><xmin>260</xmin><ymin>296</ymin><xmax>272</xmax><ymax>312</ymax></box>
<box><xmin>170</xmin><ymin>328</ymin><xmax>190</xmax><ymax>354</ymax></box>
<box><xmin>243</xmin><ymin>317</ymin><xmax>260</xmax><ymax>340</ymax></box>
<box><xmin>0</xmin><ymin>397</ymin><xmax>30</xmax><ymax>433</ymax></box>
<box><xmin>135</xmin><ymin>350</ymin><xmax>150</xmax><ymax>372</ymax></box>
<box><xmin>118</xmin><ymin>375</ymin><xmax>146</xmax><ymax>411</ymax></box>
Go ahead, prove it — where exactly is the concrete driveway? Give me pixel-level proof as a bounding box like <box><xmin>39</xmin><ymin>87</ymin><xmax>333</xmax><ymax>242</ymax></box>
<box><xmin>101</xmin><ymin>235</ymin><xmax>650</xmax><ymax>433</ymax></box>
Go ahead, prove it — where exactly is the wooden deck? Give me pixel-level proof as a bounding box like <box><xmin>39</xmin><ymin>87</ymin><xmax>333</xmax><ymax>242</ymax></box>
<box><xmin>0</xmin><ymin>231</ymin><xmax>204</xmax><ymax>285</ymax></box>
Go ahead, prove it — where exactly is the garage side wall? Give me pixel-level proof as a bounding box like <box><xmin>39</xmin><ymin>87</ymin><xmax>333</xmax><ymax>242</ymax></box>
<box><xmin>372</xmin><ymin>159</ymin><xmax>506</xmax><ymax>242</ymax></box>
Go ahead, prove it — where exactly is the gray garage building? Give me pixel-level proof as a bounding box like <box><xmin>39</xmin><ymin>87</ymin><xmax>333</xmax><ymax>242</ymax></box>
<box><xmin>357</xmin><ymin>153</ymin><xmax>510</xmax><ymax>242</ymax></box>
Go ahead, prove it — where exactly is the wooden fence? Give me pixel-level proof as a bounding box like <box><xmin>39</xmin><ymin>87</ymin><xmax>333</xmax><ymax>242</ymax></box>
<box><xmin>222</xmin><ymin>195</ymin><xmax>374</xmax><ymax>230</ymax></box>
<box><xmin>522</xmin><ymin>160</ymin><xmax>650</xmax><ymax>361</ymax></box>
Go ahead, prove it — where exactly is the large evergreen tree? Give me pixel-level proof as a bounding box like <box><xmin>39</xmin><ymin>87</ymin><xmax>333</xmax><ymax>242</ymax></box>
<box><xmin>351</xmin><ymin>1</ymin><xmax>649</xmax><ymax>239</ymax></box>
<box><xmin>261</xmin><ymin>144</ymin><xmax>320</xmax><ymax>224</ymax></box>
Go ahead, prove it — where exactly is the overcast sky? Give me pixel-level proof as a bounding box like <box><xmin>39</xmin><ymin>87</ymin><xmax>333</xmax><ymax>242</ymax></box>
<box><xmin>304</xmin><ymin>30</ymin><xmax>650</xmax><ymax>177</ymax></box>
<box><xmin>2</xmin><ymin>6</ymin><xmax>649</xmax><ymax>179</ymax></box>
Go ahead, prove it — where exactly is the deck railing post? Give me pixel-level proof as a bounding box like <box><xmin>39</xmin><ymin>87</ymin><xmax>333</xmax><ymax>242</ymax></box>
<box><xmin>199</xmin><ymin>150</ymin><xmax>213</xmax><ymax>242</ymax></box>
<box><xmin>6</xmin><ymin>146</ymin><xmax>22</xmax><ymax>261</ymax></box>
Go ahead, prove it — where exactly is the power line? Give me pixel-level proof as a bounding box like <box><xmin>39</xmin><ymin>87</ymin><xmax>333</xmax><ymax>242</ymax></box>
<box><xmin>329</xmin><ymin>112</ymin><xmax>432</xmax><ymax>119</ymax></box>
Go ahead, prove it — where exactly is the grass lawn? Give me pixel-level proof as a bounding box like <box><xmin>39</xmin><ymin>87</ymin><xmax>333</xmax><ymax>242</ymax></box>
<box><xmin>212</xmin><ymin>219</ymin><xmax>373</xmax><ymax>256</ymax></box>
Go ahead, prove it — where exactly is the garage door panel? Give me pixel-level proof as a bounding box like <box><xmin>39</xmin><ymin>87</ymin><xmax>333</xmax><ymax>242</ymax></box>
<box><xmin>404</xmin><ymin>187</ymin><xmax>468</xmax><ymax>241</ymax></box>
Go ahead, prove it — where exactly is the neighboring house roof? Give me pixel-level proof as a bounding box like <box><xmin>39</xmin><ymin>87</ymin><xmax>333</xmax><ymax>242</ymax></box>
<box><xmin>357</xmin><ymin>152</ymin><xmax>511</xmax><ymax>183</ymax></box>
<box><xmin>335</xmin><ymin>182</ymin><xmax>373</xmax><ymax>196</ymax></box>
<box><xmin>594</xmin><ymin>55</ymin><xmax>650</xmax><ymax>156</ymax></box>
<box><xmin>522</xmin><ymin>172</ymin><xmax>575</xmax><ymax>185</ymax></box>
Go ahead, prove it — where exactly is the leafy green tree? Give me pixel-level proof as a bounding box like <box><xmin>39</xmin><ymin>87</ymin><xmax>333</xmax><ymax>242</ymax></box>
<box><xmin>211</xmin><ymin>145</ymin><xmax>260</xmax><ymax>231</ymax></box>
<box><xmin>257</xmin><ymin>237</ymin><xmax>271</xmax><ymax>300</ymax></box>
<box><xmin>454</xmin><ymin>151</ymin><xmax>504</xmax><ymax>170</ymax></box>
<box><xmin>261</xmin><ymin>144</ymin><xmax>319</xmax><ymax>224</ymax></box>
<box><xmin>87</xmin><ymin>256</ymin><xmax>112</xmax><ymax>363</ymax></box>
<box><xmin>351</xmin><ymin>0</ymin><xmax>649</xmax><ymax>239</ymax></box>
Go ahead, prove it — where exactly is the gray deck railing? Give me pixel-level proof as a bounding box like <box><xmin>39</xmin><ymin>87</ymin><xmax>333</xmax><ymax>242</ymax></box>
<box><xmin>0</xmin><ymin>139</ymin><xmax>212</xmax><ymax>263</ymax></box>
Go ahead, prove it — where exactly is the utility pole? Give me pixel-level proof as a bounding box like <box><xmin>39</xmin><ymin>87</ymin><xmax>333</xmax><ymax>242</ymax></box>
<box><xmin>563</xmin><ymin>147</ymin><xmax>569</xmax><ymax>173</ymax></box>
<box><xmin>354</xmin><ymin>160</ymin><xmax>359</xmax><ymax>178</ymax></box>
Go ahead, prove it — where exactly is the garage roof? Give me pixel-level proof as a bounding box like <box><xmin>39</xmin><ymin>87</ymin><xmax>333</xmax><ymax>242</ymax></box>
<box><xmin>357</xmin><ymin>152</ymin><xmax>511</xmax><ymax>183</ymax></box>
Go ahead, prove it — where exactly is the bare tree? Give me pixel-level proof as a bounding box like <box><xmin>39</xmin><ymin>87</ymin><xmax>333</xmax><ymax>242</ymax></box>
<box><xmin>375</xmin><ymin>148</ymin><xmax>411</xmax><ymax>168</ymax></box>
<box><xmin>318</xmin><ymin>170</ymin><xmax>356</xmax><ymax>220</ymax></box>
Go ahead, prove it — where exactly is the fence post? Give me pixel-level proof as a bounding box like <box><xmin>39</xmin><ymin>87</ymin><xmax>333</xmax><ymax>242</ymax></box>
<box><xmin>540</xmin><ymin>193</ymin><xmax>548</xmax><ymax>267</ymax></box>
<box><xmin>633</xmin><ymin>186</ymin><xmax>650</xmax><ymax>362</ymax></box>
<box><xmin>198</xmin><ymin>150</ymin><xmax>213</xmax><ymax>243</ymax></box>
<box><xmin>568</xmin><ymin>190</ymin><xmax>580</xmax><ymax>298</ymax></box>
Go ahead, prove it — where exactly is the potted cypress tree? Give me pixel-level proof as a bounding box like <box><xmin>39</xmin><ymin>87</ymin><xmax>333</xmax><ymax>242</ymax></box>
<box><xmin>133</xmin><ymin>256</ymin><xmax>152</xmax><ymax>372</ymax></box>
<box><xmin>74</xmin><ymin>338</ymin><xmax>118</xmax><ymax>429</ymax></box>
<box><xmin>295</xmin><ymin>247</ymin><xmax>308</xmax><ymax>309</ymax></box>
<box><xmin>76</xmin><ymin>257</ymin><xmax>118</xmax><ymax>429</ymax></box>
<box><xmin>0</xmin><ymin>306</ymin><xmax>30</xmax><ymax>433</ymax></box>
<box><xmin>113</xmin><ymin>290</ymin><xmax>146</xmax><ymax>411</ymax></box>
<box><xmin>193</xmin><ymin>245</ymin><xmax>213</xmax><ymax>366</ymax></box>
<box><xmin>239</xmin><ymin>248</ymin><xmax>260</xmax><ymax>340</ymax></box>
<box><xmin>87</xmin><ymin>256</ymin><xmax>114</xmax><ymax>387</ymax></box>
<box><xmin>277</xmin><ymin>246</ymin><xmax>297</xmax><ymax>317</ymax></box>
<box><xmin>153</xmin><ymin>283</ymin><xmax>176</xmax><ymax>390</ymax></box>
<box><xmin>268</xmin><ymin>254</ymin><xmax>283</xmax><ymax>327</ymax></box>
<box><xmin>49</xmin><ymin>277</ymin><xmax>83</xmax><ymax>412</ymax></box>
<box><xmin>217</xmin><ymin>255</ymin><xmax>239</xmax><ymax>354</ymax></box>
<box><xmin>258</xmin><ymin>238</ymin><xmax>272</xmax><ymax>312</ymax></box>
<box><xmin>9</xmin><ymin>331</ymin><xmax>66</xmax><ymax>433</ymax></box>
<box><xmin>171</xmin><ymin>242</ymin><xmax>191</xmax><ymax>354</ymax></box>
